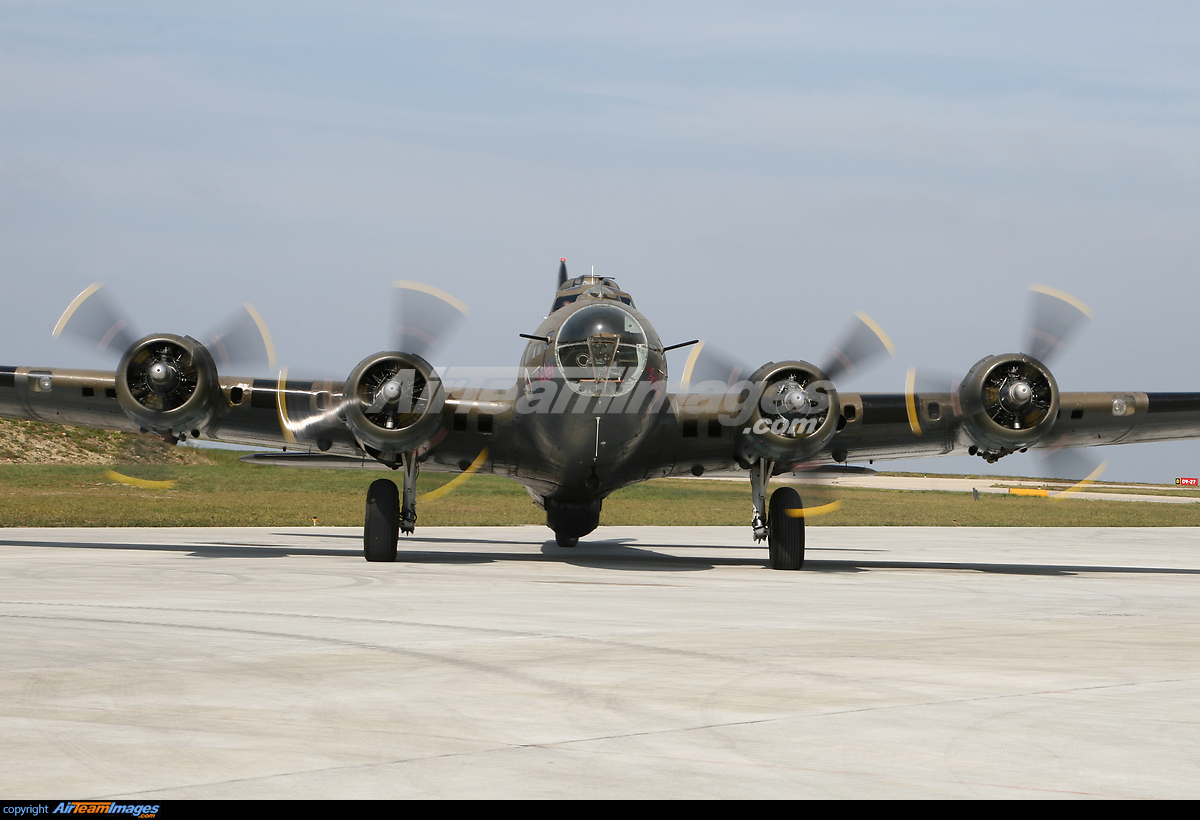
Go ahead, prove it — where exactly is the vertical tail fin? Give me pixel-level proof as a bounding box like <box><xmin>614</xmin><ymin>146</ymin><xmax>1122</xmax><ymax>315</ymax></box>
<box><xmin>558</xmin><ymin>258</ymin><xmax>568</xmax><ymax>288</ymax></box>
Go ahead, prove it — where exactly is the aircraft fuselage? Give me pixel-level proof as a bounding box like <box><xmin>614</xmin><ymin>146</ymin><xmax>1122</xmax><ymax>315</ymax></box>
<box><xmin>508</xmin><ymin>275</ymin><xmax>671</xmax><ymax>534</ymax></box>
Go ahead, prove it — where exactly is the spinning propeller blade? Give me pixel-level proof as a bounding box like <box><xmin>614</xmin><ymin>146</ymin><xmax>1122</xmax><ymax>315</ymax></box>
<box><xmin>679</xmin><ymin>340</ymin><xmax>752</xmax><ymax>391</ymax></box>
<box><xmin>104</xmin><ymin>469</ymin><xmax>176</xmax><ymax>490</ymax></box>
<box><xmin>419</xmin><ymin>448</ymin><xmax>489</xmax><ymax>501</ymax></box>
<box><xmin>205</xmin><ymin>303</ymin><xmax>277</xmax><ymax>372</ymax></box>
<box><xmin>272</xmin><ymin>280</ymin><xmax>471</xmax><ymax>441</ymax></box>
<box><xmin>55</xmin><ymin>283</ymin><xmax>277</xmax><ymax>374</ymax></box>
<box><xmin>681</xmin><ymin>311</ymin><xmax>893</xmax><ymax>393</ymax></box>
<box><xmin>1036</xmin><ymin>443</ymin><xmax>1109</xmax><ymax>499</ymax></box>
<box><xmin>821</xmin><ymin>311</ymin><xmax>895</xmax><ymax>383</ymax></box>
<box><xmin>1025</xmin><ymin>285</ymin><xmax>1092</xmax><ymax>365</ymax></box>
<box><xmin>53</xmin><ymin>283</ymin><xmax>139</xmax><ymax>355</ymax></box>
<box><xmin>783</xmin><ymin>497</ymin><xmax>844</xmax><ymax>518</ymax></box>
<box><xmin>391</xmin><ymin>280</ymin><xmax>469</xmax><ymax>361</ymax></box>
<box><xmin>344</xmin><ymin>279</ymin><xmax>471</xmax><ymax>420</ymax></box>
<box><xmin>773</xmin><ymin>465</ymin><xmax>853</xmax><ymax>520</ymax></box>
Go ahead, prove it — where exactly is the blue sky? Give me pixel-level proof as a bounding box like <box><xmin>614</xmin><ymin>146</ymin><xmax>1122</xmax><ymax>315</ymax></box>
<box><xmin>2</xmin><ymin>2</ymin><xmax>1198</xmax><ymax>481</ymax></box>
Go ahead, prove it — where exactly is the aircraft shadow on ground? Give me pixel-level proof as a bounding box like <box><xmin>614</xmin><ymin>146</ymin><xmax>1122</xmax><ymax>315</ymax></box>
<box><xmin>0</xmin><ymin>538</ymin><xmax>353</xmax><ymax>559</ymax></box>
<box><xmin>801</xmin><ymin>558</ymin><xmax>1200</xmax><ymax>576</ymax></box>
<box><xmin>3</xmin><ymin>537</ymin><xmax>1198</xmax><ymax>577</ymax></box>
<box><xmin>0</xmin><ymin>535</ymin><xmax>743</xmax><ymax>569</ymax></box>
<box><xmin>536</xmin><ymin>538</ymin><xmax>753</xmax><ymax>571</ymax></box>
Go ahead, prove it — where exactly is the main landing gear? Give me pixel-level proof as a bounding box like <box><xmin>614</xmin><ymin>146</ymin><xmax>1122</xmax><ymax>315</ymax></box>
<box><xmin>750</xmin><ymin>458</ymin><xmax>806</xmax><ymax>570</ymax></box>
<box><xmin>364</xmin><ymin>478</ymin><xmax>399</xmax><ymax>562</ymax></box>
<box><xmin>363</xmin><ymin>451</ymin><xmax>420</xmax><ymax>562</ymax></box>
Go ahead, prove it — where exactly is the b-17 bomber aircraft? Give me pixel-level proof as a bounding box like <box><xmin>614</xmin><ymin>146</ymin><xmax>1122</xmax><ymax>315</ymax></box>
<box><xmin>2</xmin><ymin>260</ymin><xmax>1199</xmax><ymax>569</ymax></box>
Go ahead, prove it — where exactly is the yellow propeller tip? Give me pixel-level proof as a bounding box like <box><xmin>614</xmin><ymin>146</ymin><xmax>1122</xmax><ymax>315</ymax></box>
<box><xmin>419</xmin><ymin>447</ymin><xmax>489</xmax><ymax>501</ymax></box>
<box><xmin>784</xmin><ymin>499</ymin><xmax>843</xmax><ymax>518</ymax></box>
<box><xmin>1029</xmin><ymin>284</ymin><xmax>1094</xmax><ymax>319</ymax></box>
<box><xmin>1050</xmin><ymin>460</ymin><xmax>1109</xmax><ymax>500</ymax></box>
<box><xmin>854</xmin><ymin>311</ymin><xmax>895</xmax><ymax>356</ymax></box>
<box><xmin>242</xmin><ymin>302</ymin><xmax>278</xmax><ymax>370</ymax></box>
<box><xmin>105</xmin><ymin>469</ymin><xmax>175</xmax><ymax>490</ymax></box>
<box><xmin>53</xmin><ymin>282</ymin><xmax>105</xmax><ymax>338</ymax></box>
<box><xmin>393</xmin><ymin>280</ymin><xmax>470</xmax><ymax>317</ymax></box>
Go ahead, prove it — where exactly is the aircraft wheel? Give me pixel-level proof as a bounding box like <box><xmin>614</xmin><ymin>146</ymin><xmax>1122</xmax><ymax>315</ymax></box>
<box><xmin>364</xmin><ymin>478</ymin><xmax>400</xmax><ymax>562</ymax></box>
<box><xmin>767</xmin><ymin>486</ymin><xmax>805</xmax><ymax>570</ymax></box>
<box><xmin>556</xmin><ymin>532</ymin><xmax>579</xmax><ymax>548</ymax></box>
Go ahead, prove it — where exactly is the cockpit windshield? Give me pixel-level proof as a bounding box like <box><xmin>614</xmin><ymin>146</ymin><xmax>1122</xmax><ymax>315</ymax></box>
<box><xmin>554</xmin><ymin>304</ymin><xmax>648</xmax><ymax>396</ymax></box>
<box><xmin>551</xmin><ymin>277</ymin><xmax>635</xmax><ymax>313</ymax></box>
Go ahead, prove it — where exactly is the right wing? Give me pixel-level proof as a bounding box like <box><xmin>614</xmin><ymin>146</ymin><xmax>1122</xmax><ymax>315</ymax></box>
<box><xmin>0</xmin><ymin>363</ymin><xmax>518</xmax><ymax>475</ymax></box>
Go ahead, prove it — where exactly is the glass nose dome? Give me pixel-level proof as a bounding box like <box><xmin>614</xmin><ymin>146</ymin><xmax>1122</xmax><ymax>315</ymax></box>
<box><xmin>554</xmin><ymin>304</ymin><xmax>648</xmax><ymax>396</ymax></box>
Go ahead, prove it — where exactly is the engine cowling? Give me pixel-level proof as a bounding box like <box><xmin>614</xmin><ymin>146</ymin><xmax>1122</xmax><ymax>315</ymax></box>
<box><xmin>115</xmin><ymin>333</ymin><xmax>221</xmax><ymax>438</ymax></box>
<box><xmin>957</xmin><ymin>353</ymin><xmax>1059</xmax><ymax>459</ymax></box>
<box><xmin>737</xmin><ymin>360</ymin><xmax>840</xmax><ymax>464</ymax></box>
<box><xmin>342</xmin><ymin>351</ymin><xmax>446</xmax><ymax>456</ymax></box>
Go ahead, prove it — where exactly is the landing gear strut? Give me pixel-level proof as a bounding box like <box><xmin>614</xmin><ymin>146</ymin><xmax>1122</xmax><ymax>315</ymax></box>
<box><xmin>400</xmin><ymin>451</ymin><xmax>419</xmax><ymax>535</ymax></box>
<box><xmin>364</xmin><ymin>478</ymin><xmax>399</xmax><ymax>562</ymax></box>
<box><xmin>750</xmin><ymin>458</ymin><xmax>773</xmax><ymax>542</ymax></box>
<box><xmin>749</xmin><ymin>458</ymin><xmax>806</xmax><ymax>570</ymax></box>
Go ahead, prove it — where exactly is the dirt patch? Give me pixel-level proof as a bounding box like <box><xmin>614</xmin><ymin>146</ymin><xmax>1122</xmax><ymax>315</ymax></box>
<box><xmin>0</xmin><ymin>418</ymin><xmax>211</xmax><ymax>465</ymax></box>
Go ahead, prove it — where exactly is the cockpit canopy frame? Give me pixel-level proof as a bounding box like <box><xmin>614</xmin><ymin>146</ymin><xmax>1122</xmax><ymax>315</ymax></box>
<box><xmin>554</xmin><ymin>303</ymin><xmax>649</xmax><ymax>397</ymax></box>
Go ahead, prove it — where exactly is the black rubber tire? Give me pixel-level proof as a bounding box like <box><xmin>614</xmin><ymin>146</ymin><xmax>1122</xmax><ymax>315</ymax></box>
<box><xmin>555</xmin><ymin>532</ymin><xmax>579</xmax><ymax>548</ymax></box>
<box><xmin>767</xmin><ymin>486</ymin><xmax>805</xmax><ymax>570</ymax></box>
<box><xmin>364</xmin><ymin>478</ymin><xmax>400</xmax><ymax>562</ymax></box>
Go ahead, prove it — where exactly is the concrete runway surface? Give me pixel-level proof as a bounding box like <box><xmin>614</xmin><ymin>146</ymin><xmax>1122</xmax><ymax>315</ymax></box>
<box><xmin>2</xmin><ymin>525</ymin><xmax>1198</xmax><ymax>799</ymax></box>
